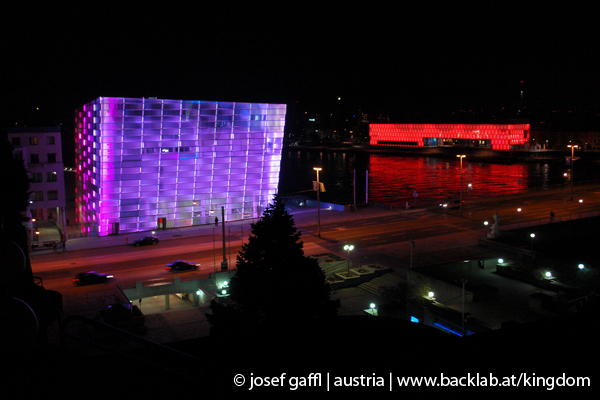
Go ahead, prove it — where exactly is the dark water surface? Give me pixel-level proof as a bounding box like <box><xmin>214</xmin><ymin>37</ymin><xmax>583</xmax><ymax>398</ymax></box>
<box><xmin>278</xmin><ymin>149</ymin><xmax>600</xmax><ymax>206</ymax></box>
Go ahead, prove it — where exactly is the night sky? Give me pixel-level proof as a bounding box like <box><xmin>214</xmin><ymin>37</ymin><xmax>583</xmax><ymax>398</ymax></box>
<box><xmin>3</xmin><ymin>2</ymin><xmax>600</xmax><ymax>132</ymax></box>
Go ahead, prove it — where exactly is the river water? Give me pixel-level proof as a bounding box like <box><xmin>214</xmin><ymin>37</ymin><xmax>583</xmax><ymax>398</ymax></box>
<box><xmin>278</xmin><ymin>149</ymin><xmax>600</xmax><ymax>206</ymax></box>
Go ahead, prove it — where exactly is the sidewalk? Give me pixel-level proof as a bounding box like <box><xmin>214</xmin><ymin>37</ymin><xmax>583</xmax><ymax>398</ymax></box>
<box><xmin>36</xmin><ymin>203</ymin><xmax>407</xmax><ymax>254</ymax></box>
<box><xmin>38</xmin><ymin>181</ymin><xmax>600</xmax><ymax>254</ymax></box>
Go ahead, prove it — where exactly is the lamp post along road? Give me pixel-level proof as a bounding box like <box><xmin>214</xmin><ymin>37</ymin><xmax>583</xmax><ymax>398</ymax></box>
<box><xmin>221</xmin><ymin>206</ymin><xmax>227</xmax><ymax>270</ymax></box>
<box><xmin>568</xmin><ymin>145</ymin><xmax>579</xmax><ymax>201</ymax></box>
<box><xmin>344</xmin><ymin>244</ymin><xmax>354</xmax><ymax>276</ymax></box>
<box><xmin>457</xmin><ymin>155</ymin><xmax>466</xmax><ymax>217</ymax></box>
<box><xmin>408</xmin><ymin>238</ymin><xmax>415</xmax><ymax>268</ymax></box>
<box><xmin>314</xmin><ymin>167</ymin><xmax>322</xmax><ymax>238</ymax></box>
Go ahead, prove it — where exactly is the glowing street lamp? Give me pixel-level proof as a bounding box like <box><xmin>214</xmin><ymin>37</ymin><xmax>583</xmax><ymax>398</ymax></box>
<box><xmin>457</xmin><ymin>155</ymin><xmax>466</xmax><ymax>217</ymax></box>
<box><xmin>567</xmin><ymin>144</ymin><xmax>579</xmax><ymax>201</ymax></box>
<box><xmin>579</xmin><ymin>199</ymin><xmax>583</xmax><ymax>218</ymax></box>
<box><xmin>344</xmin><ymin>244</ymin><xmax>354</xmax><ymax>276</ymax></box>
<box><xmin>314</xmin><ymin>167</ymin><xmax>322</xmax><ymax>238</ymax></box>
<box><xmin>530</xmin><ymin>233</ymin><xmax>535</xmax><ymax>250</ymax></box>
<box><xmin>369</xmin><ymin>303</ymin><xmax>378</xmax><ymax>316</ymax></box>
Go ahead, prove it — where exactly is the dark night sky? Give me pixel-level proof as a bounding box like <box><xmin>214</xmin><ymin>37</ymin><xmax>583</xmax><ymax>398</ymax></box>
<box><xmin>2</xmin><ymin>2</ymin><xmax>600</xmax><ymax>131</ymax></box>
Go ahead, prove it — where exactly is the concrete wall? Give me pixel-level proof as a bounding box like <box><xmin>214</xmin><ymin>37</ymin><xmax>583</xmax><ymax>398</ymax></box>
<box><xmin>121</xmin><ymin>270</ymin><xmax>237</xmax><ymax>307</ymax></box>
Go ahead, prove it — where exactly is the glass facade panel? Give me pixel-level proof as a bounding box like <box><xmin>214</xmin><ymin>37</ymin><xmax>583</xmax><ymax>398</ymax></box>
<box><xmin>75</xmin><ymin>97</ymin><xmax>286</xmax><ymax>236</ymax></box>
<box><xmin>369</xmin><ymin>123</ymin><xmax>530</xmax><ymax>151</ymax></box>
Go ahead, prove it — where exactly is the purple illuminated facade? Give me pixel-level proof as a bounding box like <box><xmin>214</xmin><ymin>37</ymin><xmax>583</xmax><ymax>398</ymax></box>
<box><xmin>75</xmin><ymin>97</ymin><xmax>286</xmax><ymax>236</ymax></box>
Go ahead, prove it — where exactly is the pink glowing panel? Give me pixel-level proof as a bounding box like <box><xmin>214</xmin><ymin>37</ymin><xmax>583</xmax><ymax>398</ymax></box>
<box><xmin>75</xmin><ymin>97</ymin><xmax>286</xmax><ymax>236</ymax></box>
<box><xmin>369</xmin><ymin>123</ymin><xmax>530</xmax><ymax>151</ymax></box>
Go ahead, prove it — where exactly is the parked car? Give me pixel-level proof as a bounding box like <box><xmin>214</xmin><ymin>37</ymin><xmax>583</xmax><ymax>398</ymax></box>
<box><xmin>73</xmin><ymin>271</ymin><xmax>113</xmax><ymax>286</ymax></box>
<box><xmin>132</xmin><ymin>236</ymin><xmax>159</xmax><ymax>247</ymax></box>
<box><xmin>165</xmin><ymin>260</ymin><xmax>199</xmax><ymax>272</ymax></box>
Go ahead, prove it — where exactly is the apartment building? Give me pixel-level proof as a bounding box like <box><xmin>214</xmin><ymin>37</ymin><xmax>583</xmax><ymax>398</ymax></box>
<box><xmin>7</xmin><ymin>126</ymin><xmax>67</xmax><ymax>233</ymax></box>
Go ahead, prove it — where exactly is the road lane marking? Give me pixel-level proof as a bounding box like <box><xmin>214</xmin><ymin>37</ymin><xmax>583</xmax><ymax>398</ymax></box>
<box><xmin>361</xmin><ymin>236</ymin><xmax>380</xmax><ymax>240</ymax></box>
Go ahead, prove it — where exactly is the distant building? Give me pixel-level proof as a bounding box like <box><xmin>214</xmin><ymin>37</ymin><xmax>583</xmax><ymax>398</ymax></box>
<box><xmin>370</xmin><ymin>123</ymin><xmax>530</xmax><ymax>151</ymax></box>
<box><xmin>6</xmin><ymin>126</ymin><xmax>67</xmax><ymax>233</ymax></box>
<box><xmin>75</xmin><ymin>97</ymin><xmax>286</xmax><ymax>236</ymax></box>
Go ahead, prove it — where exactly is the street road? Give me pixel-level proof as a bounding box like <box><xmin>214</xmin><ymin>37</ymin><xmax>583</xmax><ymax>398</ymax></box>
<box><xmin>30</xmin><ymin>185</ymin><xmax>600</xmax><ymax>296</ymax></box>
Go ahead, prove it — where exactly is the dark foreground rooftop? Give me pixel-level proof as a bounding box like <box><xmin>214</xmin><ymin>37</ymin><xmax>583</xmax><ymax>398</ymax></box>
<box><xmin>7</xmin><ymin>309</ymin><xmax>600</xmax><ymax>396</ymax></box>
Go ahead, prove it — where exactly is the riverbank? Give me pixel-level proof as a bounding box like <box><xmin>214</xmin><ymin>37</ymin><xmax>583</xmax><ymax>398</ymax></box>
<box><xmin>285</xmin><ymin>142</ymin><xmax>596</xmax><ymax>164</ymax></box>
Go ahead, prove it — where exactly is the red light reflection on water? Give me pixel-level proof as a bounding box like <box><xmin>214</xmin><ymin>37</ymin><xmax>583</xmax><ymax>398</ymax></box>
<box><xmin>367</xmin><ymin>155</ymin><xmax>531</xmax><ymax>204</ymax></box>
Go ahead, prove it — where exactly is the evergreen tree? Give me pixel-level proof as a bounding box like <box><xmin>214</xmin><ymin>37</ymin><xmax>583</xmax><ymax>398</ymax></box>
<box><xmin>207</xmin><ymin>195</ymin><xmax>339</xmax><ymax>336</ymax></box>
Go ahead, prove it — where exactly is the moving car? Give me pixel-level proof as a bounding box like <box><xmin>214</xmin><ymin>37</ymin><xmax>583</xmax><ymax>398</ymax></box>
<box><xmin>165</xmin><ymin>260</ymin><xmax>200</xmax><ymax>272</ymax></box>
<box><xmin>439</xmin><ymin>199</ymin><xmax>462</xmax><ymax>209</ymax></box>
<box><xmin>132</xmin><ymin>236</ymin><xmax>159</xmax><ymax>247</ymax></box>
<box><xmin>73</xmin><ymin>271</ymin><xmax>113</xmax><ymax>286</ymax></box>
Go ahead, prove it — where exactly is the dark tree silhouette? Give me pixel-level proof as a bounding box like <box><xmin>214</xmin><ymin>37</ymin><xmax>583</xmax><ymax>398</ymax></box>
<box><xmin>0</xmin><ymin>134</ymin><xmax>62</xmax><ymax>364</ymax></box>
<box><xmin>207</xmin><ymin>195</ymin><xmax>339</xmax><ymax>336</ymax></box>
<box><xmin>0</xmin><ymin>136</ymin><xmax>34</xmax><ymax>295</ymax></box>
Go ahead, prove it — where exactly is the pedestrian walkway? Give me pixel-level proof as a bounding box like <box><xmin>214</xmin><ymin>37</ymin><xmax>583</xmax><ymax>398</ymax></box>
<box><xmin>36</xmin><ymin>181</ymin><xmax>600</xmax><ymax>254</ymax></box>
<box><xmin>34</xmin><ymin>203</ymin><xmax>405</xmax><ymax>254</ymax></box>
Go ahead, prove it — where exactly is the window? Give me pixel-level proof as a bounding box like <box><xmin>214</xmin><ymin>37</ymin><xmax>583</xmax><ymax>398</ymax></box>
<box><xmin>29</xmin><ymin>137</ymin><xmax>38</xmax><ymax>145</ymax></box>
<box><xmin>47</xmin><ymin>190</ymin><xmax>58</xmax><ymax>200</ymax></box>
<box><xmin>11</xmin><ymin>137</ymin><xmax>20</xmax><ymax>146</ymax></box>
<box><xmin>46</xmin><ymin>136</ymin><xmax>55</xmax><ymax>145</ymax></box>
<box><xmin>30</xmin><ymin>154</ymin><xmax>40</xmax><ymax>164</ymax></box>
<box><xmin>47</xmin><ymin>172</ymin><xmax>57</xmax><ymax>182</ymax></box>
<box><xmin>33</xmin><ymin>191</ymin><xmax>43</xmax><ymax>201</ymax></box>
<box><xmin>31</xmin><ymin>172</ymin><xmax>43</xmax><ymax>183</ymax></box>
<box><xmin>47</xmin><ymin>153</ymin><xmax>56</xmax><ymax>163</ymax></box>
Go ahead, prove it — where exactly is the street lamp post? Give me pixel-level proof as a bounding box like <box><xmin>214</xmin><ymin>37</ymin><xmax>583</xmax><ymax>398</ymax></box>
<box><xmin>579</xmin><ymin>199</ymin><xmax>583</xmax><ymax>218</ymax></box>
<box><xmin>344</xmin><ymin>244</ymin><xmax>354</xmax><ymax>276</ymax></box>
<box><xmin>530</xmin><ymin>233</ymin><xmax>535</xmax><ymax>250</ymax></box>
<box><xmin>568</xmin><ymin>145</ymin><xmax>579</xmax><ymax>201</ymax></box>
<box><xmin>457</xmin><ymin>155</ymin><xmax>466</xmax><ymax>217</ymax></box>
<box><xmin>461</xmin><ymin>278</ymin><xmax>467</xmax><ymax>336</ymax></box>
<box><xmin>314</xmin><ymin>167</ymin><xmax>322</xmax><ymax>238</ymax></box>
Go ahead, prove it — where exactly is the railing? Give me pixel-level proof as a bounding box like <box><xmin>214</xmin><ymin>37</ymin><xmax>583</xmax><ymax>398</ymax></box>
<box><xmin>501</xmin><ymin>210</ymin><xmax>600</xmax><ymax>231</ymax></box>
<box><xmin>377</xmin><ymin>179</ymin><xmax>600</xmax><ymax>210</ymax></box>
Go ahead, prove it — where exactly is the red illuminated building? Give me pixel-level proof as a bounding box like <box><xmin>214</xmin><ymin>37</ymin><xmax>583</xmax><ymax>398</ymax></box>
<box><xmin>369</xmin><ymin>124</ymin><xmax>530</xmax><ymax>151</ymax></box>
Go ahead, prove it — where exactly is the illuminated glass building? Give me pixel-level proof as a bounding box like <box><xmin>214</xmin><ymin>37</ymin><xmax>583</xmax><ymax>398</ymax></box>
<box><xmin>370</xmin><ymin>123</ymin><xmax>530</xmax><ymax>151</ymax></box>
<box><xmin>75</xmin><ymin>97</ymin><xmax>286</xmax><ymax>236</ymax></box>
